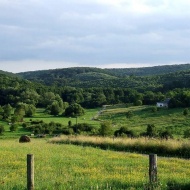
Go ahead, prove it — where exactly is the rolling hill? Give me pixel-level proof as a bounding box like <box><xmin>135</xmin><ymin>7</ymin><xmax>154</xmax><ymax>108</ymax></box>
<box><xmin>17</xmin><ymin>64</ymin><xmax>190</xmax><ymax>91</ymax></box>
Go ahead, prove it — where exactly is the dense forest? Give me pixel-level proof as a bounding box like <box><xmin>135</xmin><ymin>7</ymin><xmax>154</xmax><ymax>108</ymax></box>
<box><xmin>1</xmin><ymin>64</ymin><xmax>190</xmax><ymax>136</ymax></box>
<box><xmin>17</xmin><ymin>64</ymin><xmax>190</xmax><ymax>91</ymax></box>
<box><xmin>1</xmin><ymin>64</ymin><xmax>190</xmax><ymax>116</ymax></box>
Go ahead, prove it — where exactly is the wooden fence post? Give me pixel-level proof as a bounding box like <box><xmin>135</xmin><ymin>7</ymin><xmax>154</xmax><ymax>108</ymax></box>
<box><xmin>27</xmin><ymin>154</ymin><xmax>34</xmax><ymax>190</ymax></box>
<box><xmin>149</xmin><ymin>154</ymin><xmax>157</xmax><ymax>183</ymax></box>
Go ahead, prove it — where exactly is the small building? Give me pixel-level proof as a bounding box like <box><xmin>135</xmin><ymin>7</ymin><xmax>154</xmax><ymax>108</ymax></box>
<box><xmin>156</xmin><ymin>98</ymin><xmax>170</xmax><ymax>108</ymax></box>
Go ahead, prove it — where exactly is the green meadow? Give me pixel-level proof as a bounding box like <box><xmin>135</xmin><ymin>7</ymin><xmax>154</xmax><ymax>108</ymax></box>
<box><xmin>21</xmin><ymin>105</ymin><xmax>190</xmax><ymax>139</ymax></box>
<box><xmin>98</xmin><ymin>105</ymin><xmax>190</xmax><ymax>138</ymax></box>
<box><xmin>24</xmin><ymin>108</ymin><xmax>101</xmax><ymax>127</ymax></box>
<box><xmin>1</xmin><ymin>138</ymin><xmax>190</xmax><ymax>190</ymax></box>
<box><xmin>1</xmin><ymin>105</ymin><xmax>190</xmax><ymax>189</ymax></box>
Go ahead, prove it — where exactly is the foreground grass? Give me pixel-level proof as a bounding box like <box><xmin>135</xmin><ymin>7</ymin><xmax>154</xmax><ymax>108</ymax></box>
<box><xmin>1</xmin><ymin>138</ymin><xmax>190</xmax><ymax>189</ymax></box>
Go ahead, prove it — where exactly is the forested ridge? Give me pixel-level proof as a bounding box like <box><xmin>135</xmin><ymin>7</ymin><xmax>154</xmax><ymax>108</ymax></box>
<box><xmin>1</xmin><ymin>64</ymin><xmax>190</xmax><ymax>137</ymax></box>
<box><xmin>18</xmin><ymin>63</ymin><xmax>190</xmax><ymax>79</ymax></box>
<box><xmin>1</xmin><ymin>64</ymin><xmax>190</xmax><ymax>111</ymax></box>
<box><xmin>17</xmin><ymin>64</ymin><xmax>190</xmax><ymax>91</ymax></box>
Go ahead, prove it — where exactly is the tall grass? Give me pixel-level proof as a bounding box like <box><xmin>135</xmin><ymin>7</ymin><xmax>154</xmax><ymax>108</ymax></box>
<box><xmin>50</xmin><ymin>135</ymin><xmax>190</xmax><ymax>158</ymax></box>
<box><xmin>1</xmin><ymin>138</ymin><xmax>190</xmax><ymax>189</ymax></box>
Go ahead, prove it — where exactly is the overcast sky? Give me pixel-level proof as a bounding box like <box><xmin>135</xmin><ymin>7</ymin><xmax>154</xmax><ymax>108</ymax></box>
<box><xmin>0</xmin><ymin>0</ymin><xmax>190</xmax><ymax>73</ymax></box>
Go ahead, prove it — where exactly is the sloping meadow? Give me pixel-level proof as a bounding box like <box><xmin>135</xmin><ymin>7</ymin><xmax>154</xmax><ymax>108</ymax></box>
<box><xmin>1</xmin><ymin>138</ymin><xmax>190</xmax><ymax>189</ymax></box>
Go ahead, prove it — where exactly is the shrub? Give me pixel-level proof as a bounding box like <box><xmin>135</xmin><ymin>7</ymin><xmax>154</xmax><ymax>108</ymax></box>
<box><xmin>151</xmin><ymin>106</ymin><xmax>158</xmax><ymax>113</ymax></box>
<box><xmin>114</xmin><ymin>127</ymin><xmax>137</xmax><ymax>138</ymax></box>
<box><xmin>184</xmin><ymin>129</ymin><xmax>190</xmax><ymax>138</ymax></box>
<box><xmin>146</xmin><ymin>124</ymin><xmax>157</xmax><ymax>137</ymax></box>
<box><xmin>99</xmin><ymin>121</ymin><xmax>113</xmax><ymax>136</ymax></box>
<box><xmin>31</xmin><ymin>120</ymin><xmax>44</xmax><ymax>124</ymax></box>
<box><xmin>62</xmin><ymin>128</ymin><xmax>74</xmax><ymax>135</ymax></box>
<box><xmin>68</xmin><ymin>120</ymin><xmax>72</xmax><ymax>127</ymax></box>
<box><xmin>10</xmin><ymin>124</ymin><xmax>18</xmax><ymax>132</ymax></box>
<box><xmin>126</xmin><ymin>111</ymin><xmax>133</xmax><ymax>118</ymax></box>
<box><xmin>183</xmin><ymin>108</ymin><xmax>189</xmax><ymax>116</ymax></box>
<box><xmin>134</xmin><ymin>100</ymin><xmax>142</xmax><ymax>106</ymax></box>
<box><xmin>73</xmin><ymin>123</ymin><xmax>94</xmax><ymax>134</ymax></box>
<box><xmin>0</xmin><ymin>125</ymin><xmax>5</xmax><ymax>135</ymax></box>
<box><xmin>159</xmin><ymin>130</ymin><xmax>173</xmax><ymax>140</ymax></box>
<box><xmin>22</xmin><ymin>123</ymin><xmax>29</xmax><ymax>128</ymax></box>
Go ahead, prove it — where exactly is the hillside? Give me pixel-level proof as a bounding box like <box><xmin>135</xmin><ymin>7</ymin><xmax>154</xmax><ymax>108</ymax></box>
<box><xmin>17</xmin><ymin>64</ymin><xmax>190</xmax><ymax>91</ymax></box>
<box><xmin>0</xmin><ymin>70</ymin><xmax>18</xmax><ymax>77</ymax></box>
<box><xmin>106</xmin><ymin>63</ymin><xmax>190</xmax><ymax>77</ymax></box>
<box><xmin>18</xmin><ymin>64</ymin><xmax>190</xmax><ymax>79</ymax></box>
<box><xmin>0</xmin><ymin>72</ymin><xmax>48</xmax><ymax>106</ymax></box>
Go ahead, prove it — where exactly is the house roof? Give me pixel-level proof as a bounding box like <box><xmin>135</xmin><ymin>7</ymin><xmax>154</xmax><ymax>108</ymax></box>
<box><xmin>157</xmin><ymin>98</ymin><xmax>170</xmax><ymax>104</ymax></box>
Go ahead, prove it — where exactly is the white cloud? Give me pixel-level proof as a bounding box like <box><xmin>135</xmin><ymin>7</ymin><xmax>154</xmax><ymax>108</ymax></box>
<box><xmin>0</xmin><ymin>0</ymin><xmax>190</xmax><ymax>72</ymax></box>
<box><xmin>0</xmin><ymin>60</ymin><xmax>81</xmax><ymax>73</ymax></box>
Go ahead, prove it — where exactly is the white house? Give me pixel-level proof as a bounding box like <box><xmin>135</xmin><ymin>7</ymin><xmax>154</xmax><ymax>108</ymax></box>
<box><xmin>156</xmin><ymin>98</ymin><xmax>170</xmax><ymax>108</ymax></box>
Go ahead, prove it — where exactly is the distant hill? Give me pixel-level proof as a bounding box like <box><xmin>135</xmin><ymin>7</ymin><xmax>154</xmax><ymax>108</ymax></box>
<box><xmin>17</xmin><ymin>67</ymin><xmax>116</xmax><ymax>86</ymax></box>
<box><xmin>18</xmin><ymin>63</ymin><xmax>190</xmax><ymax>78</ymax></box>
<box><xmin>17</xmin><ymin>64</ymin><xmax>190</xmax><ymax>91</ymax></box>
<box><xmin>0</xmin><ymin>70</ymin><xmax>18</xmax><ymax>77</ymax></box>
<box><xmin>74</xmin><ymin>72</ymin><xmax>117</xmax><ymax>81</ymax></box>
<box><xmin>1</xmin><ymin>64</ymin><xmax>190</xmax><ymax>108</ymax></box>
<box><xmin>106</xmin><ymin>63</ymin><xmax>190</xmax><ymax>77</ymax></box>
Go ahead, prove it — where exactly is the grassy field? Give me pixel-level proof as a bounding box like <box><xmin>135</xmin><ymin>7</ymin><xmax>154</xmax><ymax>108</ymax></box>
<box><xmin>24</xmin><ymin>108</ymin><xmax>101</xmax><ymax>127</ymax></box>
<box><xmin>98</xmin><ymin>105</ymin><xmax>190</xmax><ymax>138</ymax></box>
<box><xmin>1</xmin><ymin>105</ymin><xmax>190</xmax><ymax>189</ymax></box>
<box><xmin>1</xmin><ymin>108</ymin><xmax>101</xmax><ymax>138</ymax></box>
<box><xmin>1</xmin><ymin>138</ymin><xmax>190</xmax><ymax>189</ymax></box>
<box><xmin>1</xmin><ymin>105</ymin><xmax>190</xmax><ymax>139</ymax></box>
<box><xmin>50</xmin><ymin>135</ymin><xmax>190</xmax><ymax>158</ymax></box>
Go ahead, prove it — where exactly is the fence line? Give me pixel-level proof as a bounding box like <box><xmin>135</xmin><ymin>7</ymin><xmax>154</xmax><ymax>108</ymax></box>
<box><xmin>27</xmin><ymin>154</ymin><xmax>34</xmax><ymax>190</ymax></box>
<box><xmin>149</xmin><ymin>154</ymin><xmax>157</xmax><ymax>183</ymax></box>
<box><xmin>25</xmin><ymin>153</ymin><xmax>158</xmax><ymax>189</ymax></box>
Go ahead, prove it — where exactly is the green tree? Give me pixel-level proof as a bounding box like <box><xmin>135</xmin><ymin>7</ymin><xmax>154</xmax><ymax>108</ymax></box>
<box><xmin>20</xmin><ymin>89</ymin><xmax>40</xmax><ymax>105</ymax></box>
<box><xmin>41</xmin><ymin>92</ymin><xmax>56</xmax><ymax>107</ymax></box>
<box><xmin>99</xmin><ymin>121</ymin><xmax>112</xmax><ymax>136</ymax></box>
<box><xmin>3</xmin><ymin>104</ymin><xmax>13</xmax><ymax>119</ymax></box>
<box><xmin>50</xmin><ymin>101</ymin><xmax>61</xmax><ymax>116</ymax></box>
<box><xmin>14</xmin><ymin>104</ymin><xmax>25</xmax><ymax>122</ymax></box>
<box><xmin>92</xmin><ymin>92</ymin><xmax>107</xmax><ymax>107</ymax></box>
<box><xmin>0</xmin><ymin>106</ymin><xmax>3</xmax><ymax>114</ymax></box>
<box><xmin>25</xmin><ymin>104</ymin><xmax>36</xmax><ymax>117</ymax></box>
<box><xmin>134</xmin><ymin>100</ymin><xmax>142</xmax><ymax>106</ymax></box>
<box><xmin>68</xmin><ymin>120</ymin><xmax>72</xmax><ymax>127</ymax></box>
<box><xmin>146</xmin><ymin>124</ymin><xmax>157</xmax><ymax>137</ymax></box>
<box><xmin>183</xmin><ymin>108</ymin><xmax>189</xmax><ymax>116</ymax></box>
<box><xmin>10</xmin><ymin>124</ymin><xmax>18</xmax><ymax>132</ymax></box>
<box><xmin>65</xmin><ymin>103</ymin><xmax>85</xmax><ymax>117</ymax></box>
<box><xmin>184</xmin><ymin>129</ymin><xmax>190</xmax><ymax>138</ymax></box>
<box><xmin>0</xmin><ymin>125</ymin><xmax>5</xmax><ymax>135</ymax></box>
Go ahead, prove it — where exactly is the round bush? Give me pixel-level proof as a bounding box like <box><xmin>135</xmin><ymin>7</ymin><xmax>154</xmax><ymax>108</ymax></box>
<box><xmin>19</xmin><ymin>135</ymin><xmax>31</xmax><ymax>143</ymax></box>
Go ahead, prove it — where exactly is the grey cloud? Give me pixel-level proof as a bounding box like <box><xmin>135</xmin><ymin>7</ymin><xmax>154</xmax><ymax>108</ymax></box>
<box><xmin>0</xmin><ymin>0</ymin><xmax>190</xmax><ymax>71</ymax></box>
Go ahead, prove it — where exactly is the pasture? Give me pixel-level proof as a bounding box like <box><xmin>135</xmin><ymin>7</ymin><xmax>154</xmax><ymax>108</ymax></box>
<box><xmin>1</xmin><ymin>138</ymin><xmax>190</xmax><ymax>189</ymax></box>
<box><xmin>98</xmin><ymin>105</ymin><xmax>190</xmax><ymax>138</ymax></box>
<box><xmin>24</xmin><ymin>108</ymin><xmax>101</xmax><ymax>127</ymax></box>
<box><xmin>1</xmin><ymin>105</ymin><xmax>190</xmax><ymax>189</ymax></box>
<box><xmin>2</xmin><ymin>105</ymin><xmax>190</xmax><ymax>139</ymax></box>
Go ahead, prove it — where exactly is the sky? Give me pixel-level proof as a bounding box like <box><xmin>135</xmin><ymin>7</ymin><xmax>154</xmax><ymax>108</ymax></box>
<box><xmin>0</xmin><ymin>0</ymin><xmax>190</xmax><ymax>73</ymax></box>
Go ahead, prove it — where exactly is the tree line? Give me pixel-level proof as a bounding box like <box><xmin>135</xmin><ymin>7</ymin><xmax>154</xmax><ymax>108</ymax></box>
<box><xmin>1</xmin><ymin>72</ymin><xmax>190</xmax><ymax>111</ymax></box>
